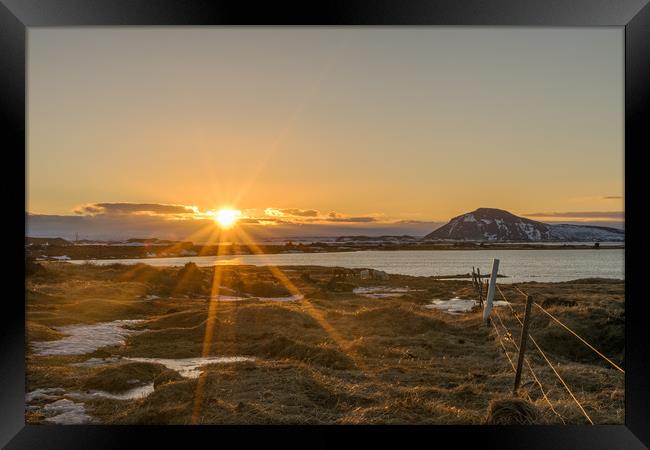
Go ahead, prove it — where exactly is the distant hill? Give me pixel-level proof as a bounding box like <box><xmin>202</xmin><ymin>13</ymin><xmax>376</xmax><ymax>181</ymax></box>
<box><xmin>335</xmin><ymin>235</ymin><xmax>418</xmax><ymax>243</ymax></box>
<box><xmin>26</xmin><ymin>237</ymin><xmax>71</xmax><ymax>246</ymax></box>
<box><xmin>423</xmin><ymin>208</ymin><xmax>624</xmax><ymax>242</ymax></box>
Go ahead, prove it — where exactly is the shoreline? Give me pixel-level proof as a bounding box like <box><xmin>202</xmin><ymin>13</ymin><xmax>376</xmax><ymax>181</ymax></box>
<box><xmin>31</xmin><ymin>242</ymin><xmax>624</xmax><ymax>263</ymax></box>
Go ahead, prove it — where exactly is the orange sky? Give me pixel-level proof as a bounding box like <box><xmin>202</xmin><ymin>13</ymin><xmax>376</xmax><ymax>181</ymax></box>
<box><xmin>27</xmin><ymin>28</ymin><xmax>624</xmax><ymax>238</ymax></box>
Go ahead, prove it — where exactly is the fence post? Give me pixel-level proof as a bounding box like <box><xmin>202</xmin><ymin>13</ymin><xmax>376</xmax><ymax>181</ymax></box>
<box><xmin>513</xmin><ymin>295</ymin><xmax>534</xmax><ymax>393</ymax></box>
<box><xmin>482</xmin><ymin>258</ymin><xmax>500</xmax><ymax>323</ymax></box>
<box><xmin>477</xmin><ymin>267</ymin><xmax>483</xmax><ymax>306</ymax></box>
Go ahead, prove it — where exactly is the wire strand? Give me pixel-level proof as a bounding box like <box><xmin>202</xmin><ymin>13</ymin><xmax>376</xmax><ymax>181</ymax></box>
<box><xmin>493</xmin><ymin>308</ymin><xmax>567</xmax><ymax>423</ymax></box>
<box><xmin>496</xmin><ymin>285</ymin><xmax>595</xmax><ymax>425</ymax></box>
<box><xmin>510</xmin><ymin>286</ymin><xmax>624</xmax><ymax>374</ymax></box>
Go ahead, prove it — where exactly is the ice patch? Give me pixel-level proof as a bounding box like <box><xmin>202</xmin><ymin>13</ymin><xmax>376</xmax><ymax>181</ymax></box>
<box><xmin>424</xmin><ymin>297</ymin><xmax>477</xmax><ymax>313</ymax></box>
<box><xmin>424</xmin><ymin>298</ymin><xmax>511</xmax><ymax>314</ymax></box>
<box><xmin>50</xmin><ymin>255</ymin><xmax>71</xmax><ymax>261</ymax></box>
<box><xmin>215</xmin><ymin>295</ymin><xmax>249</xmax><ymax>301</ymax></box>
<box><xmin>124</xmin><ymin>356</ymin><xmax>255</xmax><ymax>379</ymax></box>
<box><xmin>32</xmin><ymin>320</ymin><xmax>144</xmax><ymax>356</ymax></box>
<box><xmin>25</xmin><ymin>387</ymin><xmax>65</xmax><ymax>403</ymax></box>
<box><xmin>68</xmin><ymin>383</ymin><xmax>154</xmax><ymax>401</ymax></box>
<box><xmin>43</xmin><ymin>399</ymin><xmax>92</xmax><ymax>424</ymax></box>
<box><xmin>71</xmin><ymin>357</ymin><xmax>123</xmax><ymax>368</ymax></box>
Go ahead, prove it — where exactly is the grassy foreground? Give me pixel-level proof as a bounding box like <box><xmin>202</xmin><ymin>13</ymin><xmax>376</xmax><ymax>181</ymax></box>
<box><xmin>26</xmin><ymin>261</ymin><xmax>624</xmax><ymax>425</ymax></box>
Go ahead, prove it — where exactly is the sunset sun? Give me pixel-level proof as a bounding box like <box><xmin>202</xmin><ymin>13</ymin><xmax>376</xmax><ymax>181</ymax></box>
<box><xmin>214</xmin><ymin>208</ymin><xmax>241</xmax><ymax>228</ymax></box>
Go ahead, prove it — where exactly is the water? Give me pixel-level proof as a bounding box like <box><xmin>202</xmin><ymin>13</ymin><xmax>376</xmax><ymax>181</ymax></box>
<box><xmin>70</xmin><ymin>249</ymin><xmax>624</xmax><ymax>283</ymax></box>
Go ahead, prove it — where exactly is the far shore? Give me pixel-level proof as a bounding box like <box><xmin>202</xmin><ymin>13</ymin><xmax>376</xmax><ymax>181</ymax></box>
<box><xmin>28</xmin><ymin>240</ymin><xmax>624</xmax><ymax>262</ymax></box>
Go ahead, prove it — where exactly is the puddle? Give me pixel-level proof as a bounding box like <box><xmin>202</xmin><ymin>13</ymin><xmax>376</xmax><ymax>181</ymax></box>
<box><xmin>68</xmin><ymin>383</ymin><xmax>154</xmax><ymax>401</ymax></box>
<box><xmin>124</xmin><ymin>356</ymin><xmax>255</xmax><ymax>378</ymax></box>
<box><xmin>42</xmin><ymin>399</ymin><xmax>93</xmax><ymax>424</ymax></box>
<box><xmin>32</xmin><ymin>320</ymin><xmax>145</xmax><ymax>356</ymax></box>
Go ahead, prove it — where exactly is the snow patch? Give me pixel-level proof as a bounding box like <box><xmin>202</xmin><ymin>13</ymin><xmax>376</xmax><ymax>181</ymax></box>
<box><xmin>25</xmin><ymin>387</ymin><xmax>65</xmax><ymax>403</ymax></box>
<box><xmin>32</xmin><ymin>320</ymin><xmax>144</xmax><ymax>356</ymax></box>
<box><xmin>71</xmin><ymin>357</ymin><xmax>123</xmax><ymax>368</ymax></box>
<box><xmin>43</xmin><ymin>399</ymin><xmax>92</xmax><ymax>424</ymax></box>
<box><xmin>424</xmin><ymin>298</ymin><xmax>477</xmax><ymax>314</ymax></box>
<box><xmin>424</xmin><ymin>298</ymin><xmax>511</xmax><ymax>314</ymax></box>
<box><xmin>123</xmin><ymin>356</ymin><xmax>255</xmax><ymax>378</ymax></box>
<box><xmin>68</xmin><ymin>383</ymin><xmax>154</xmax><ymax>401</ymax></box>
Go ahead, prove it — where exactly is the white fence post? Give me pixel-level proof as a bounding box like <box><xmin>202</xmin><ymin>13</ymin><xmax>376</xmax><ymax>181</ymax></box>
<box><xmin>483</xmin><ymin>258</ymin><xmax>500</xmax><ymax>323</ymax></box>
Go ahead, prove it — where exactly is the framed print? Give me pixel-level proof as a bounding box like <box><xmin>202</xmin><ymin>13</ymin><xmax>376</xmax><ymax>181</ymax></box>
<box><xmin>2</xmin><ymin>0</ymin><xmax>649</xmax><ymax>448</ymax></box>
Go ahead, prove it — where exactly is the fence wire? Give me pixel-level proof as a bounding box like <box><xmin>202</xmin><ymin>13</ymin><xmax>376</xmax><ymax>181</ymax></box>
<box><xmin>494</xmin><ymin>284</ymin><xmax>595</xmax><ymax>425</ymax></box>
<box><xmin>510</xmin><ymin>285</ymin><xmax>625</xmax><ymax>374</ymax></box>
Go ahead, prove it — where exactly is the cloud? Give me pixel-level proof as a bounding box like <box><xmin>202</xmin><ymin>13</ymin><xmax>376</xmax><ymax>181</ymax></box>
<box><xmin>26</xmin><ymin>212</ymin><xmax>436</xmax><ymax>241</ymax></box>
<box><xmin>524</xmin><ymin>211</ymin><xmax>624</xmax><ymax>220</ymax></box>
<box><xmin>394</xmin><ymin>220</ymin><xmax>437</xmax><ymax>224</ymax></box>
<box><xmin>262</xmin><ymin>208</ymin><xmax>380</xmax><ymax>223</ymax></box>
<box><xmin>603</xmin><ymin>196</ymin><xmax>623</xmax><ymax>200</ymax></box>
<box><xmin>264</xmin><ymin>208</ymin><xmax>319</xmax><ymax>218</ymax></box>
<box><xmin>323</xmin><ymin>215</ymin><xmax>379</xmax><ymax>223</ymax></box>
<box><xmin>74</xmin><ymin>202</ymin><xmax>196</xmax><ymax>216</ymax></box>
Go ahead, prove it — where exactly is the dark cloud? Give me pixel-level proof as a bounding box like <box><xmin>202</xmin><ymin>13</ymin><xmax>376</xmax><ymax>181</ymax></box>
<box><xmin>603</xmin><ymin>196</ymin><xmax>623</xmax><ymax>200</ymax></box>
<box><xmin>75</xmin><ymin>202</ymin><xmax>195</xmax><ymax>216</ymax></box>
<box><xmin>524</xmin><ymin>211</ymin><xmax>624</xmax><ymax>219</ymax></box>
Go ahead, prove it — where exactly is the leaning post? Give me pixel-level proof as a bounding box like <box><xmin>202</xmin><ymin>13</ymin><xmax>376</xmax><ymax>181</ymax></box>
<box><xmin>513</xmin><ymin>295</ymin><xmax>534</xmax><ymax>393</ymax></box>
<box><xmin>482</xmin><ymin>258</ymin><xmax>500</xmax><ymax>324</ymax></box>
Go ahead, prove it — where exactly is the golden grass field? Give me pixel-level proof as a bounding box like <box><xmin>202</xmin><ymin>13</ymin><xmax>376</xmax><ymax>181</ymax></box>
<box><xmin>25</xmin><ymin>261</ymin><xmax>624</xmax><ymax>425</ymax></box>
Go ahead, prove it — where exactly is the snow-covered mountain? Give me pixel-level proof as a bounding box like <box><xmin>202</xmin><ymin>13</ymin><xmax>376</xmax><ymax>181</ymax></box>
<box><xmin>423</xmin><ymin>208</ymin><xmax>624</xmax><ymax>242</ymax></box>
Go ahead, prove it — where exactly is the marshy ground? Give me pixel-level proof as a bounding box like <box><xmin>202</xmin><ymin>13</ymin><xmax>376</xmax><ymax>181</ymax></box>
<box><xmin>25</xmin><ymin>261</ymin><xmax>624</xmax><ymax>425</ymax></box>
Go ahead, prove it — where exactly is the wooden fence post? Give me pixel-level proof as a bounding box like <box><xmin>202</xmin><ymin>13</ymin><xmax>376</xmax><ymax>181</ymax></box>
<box><xmin>513</xmin><ymin>295</ymin><xmax>534</xmax><ymax>393</ymax></box>
<box><xmin>476</xmin><ymin>268</ymin><xmax>483</xmax><ymax>306</ymax></box>
<box><xmin>482</xmin><ymin>258</ymin><xmax>500</xmax><ymax>324</ymax></box>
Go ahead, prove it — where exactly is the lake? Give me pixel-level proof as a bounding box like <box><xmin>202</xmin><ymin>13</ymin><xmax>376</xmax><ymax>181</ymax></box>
<box><xmin>70</xmin><ymin>249</ymin><xmax>624</xmax><ymax>283</ymax></box>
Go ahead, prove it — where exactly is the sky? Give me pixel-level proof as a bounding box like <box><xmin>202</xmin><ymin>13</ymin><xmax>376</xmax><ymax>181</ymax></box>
<box><xmin>27</xmin><ymin>27</ymin><xmax>624</xmax><ymax>240</ymax></box>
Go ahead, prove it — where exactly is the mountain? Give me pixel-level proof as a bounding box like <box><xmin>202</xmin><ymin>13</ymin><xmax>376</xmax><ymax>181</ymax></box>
<box><xmin>423</xmin><ymin>208</ymin><xmax>624</xmax><ymax>242</ymax></box>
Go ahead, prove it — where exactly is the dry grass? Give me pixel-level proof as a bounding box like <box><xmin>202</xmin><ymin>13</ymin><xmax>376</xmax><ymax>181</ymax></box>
<box><xmin>485</xmin><ymin>397</ymin><xmax>540</xmax><ymax>424</ymax></box>
<box><xmin>26</xmin><ymin>262</ymin><xmax>624</xmax><ymax>425</ymax></box>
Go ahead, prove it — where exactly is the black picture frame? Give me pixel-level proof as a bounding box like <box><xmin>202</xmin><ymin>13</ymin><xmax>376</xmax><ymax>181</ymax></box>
<box><xmin>2</xmin><ymin>1</ymin><xmax>648</xmax><ymax>448</ymax></box>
